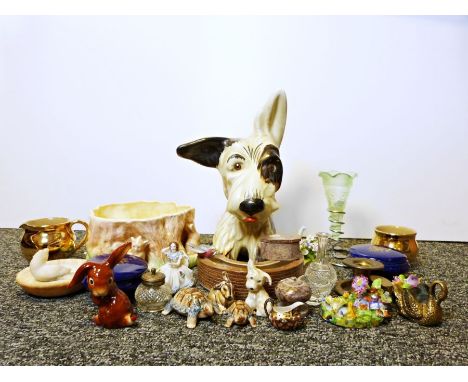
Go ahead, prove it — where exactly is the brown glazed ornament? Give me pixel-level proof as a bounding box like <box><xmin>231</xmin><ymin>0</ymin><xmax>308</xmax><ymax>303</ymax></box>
<box><xmin>68</xmin><ymin>242</ymin><xmax>137</xmax><ymax>329</ymax></box>
<box><xmin>275</xmin><ymin>277</ymin><xmax>312</xmax><ymax>304</ymax></box>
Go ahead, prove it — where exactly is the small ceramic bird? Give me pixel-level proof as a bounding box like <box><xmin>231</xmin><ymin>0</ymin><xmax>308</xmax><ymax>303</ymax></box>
<box><xmin>29</xmin><ymin>248</ymin><xmax>71</xmax><ymax>282</ymax></box>
<box><xmin>188</xmin><ymin>243</ymin><xmax>217</xmax><ymax>259</ymax></box>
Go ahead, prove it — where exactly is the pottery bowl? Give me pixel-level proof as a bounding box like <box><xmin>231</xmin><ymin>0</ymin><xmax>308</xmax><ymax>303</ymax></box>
<box><xmin>371</xmin><ymin>225</ymin><xmax>418</xmax><ymax>263</ymax></box>
<box><xmin>87</xmin><ymin>201</ymin><xmax>200</xmax><ymax>268</ymax></box>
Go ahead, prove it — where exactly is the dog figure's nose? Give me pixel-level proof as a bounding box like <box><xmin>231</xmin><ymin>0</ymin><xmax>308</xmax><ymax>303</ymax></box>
<box><xmin>239</xmin><ymin>198</ymin><xmax>264</xmax><ymax>216</ymax></box>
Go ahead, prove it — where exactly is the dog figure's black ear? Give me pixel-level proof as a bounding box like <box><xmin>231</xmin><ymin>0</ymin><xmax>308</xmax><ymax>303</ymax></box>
<box><xmin>177</xmin><ymin>137</ymin><xmax>235</xmax><ymax>168</ymax></box>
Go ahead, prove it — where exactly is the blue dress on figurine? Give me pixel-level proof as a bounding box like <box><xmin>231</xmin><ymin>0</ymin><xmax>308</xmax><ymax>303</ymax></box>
<box><xmin>159</xmin><ymin>242</ymin><xmax>194</xmax><ymax>294</ymax></box>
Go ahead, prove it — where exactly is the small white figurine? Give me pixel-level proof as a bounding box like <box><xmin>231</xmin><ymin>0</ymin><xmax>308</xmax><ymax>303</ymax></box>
<box><xmin>30</xmin><ymin>248</ymin><xmax>71</xmax><ymax>282</ymax></box>
<box><xmin>245</xmin><ymin>259</ymin><xmax>272</xmax><ymax>317</ymax></box>
<box><xmin>159</xmin><ymin>242</ymin><xmax>194</xmax><ymax>294</ymax></box>
<box><xmin>129</xmin><ymin>236</ymin><xmax>150</xmax><ymax>261</ymax></box>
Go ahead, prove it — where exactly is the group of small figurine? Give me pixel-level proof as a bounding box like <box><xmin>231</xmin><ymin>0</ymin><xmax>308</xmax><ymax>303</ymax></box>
<box><xmin>67</xmin><ymin>240</ymin><xmax>314</xmax><ymax>330</ymax></box>
<box><xmin>65</xmin><ymin>237</ymin><xmax>449</xmax><ymax>330</ymax></box>
<box><xmin>20</xmin><ymin>229</ymin><xmax>447</xmax><ymax>330</ymax></box>
<box><xmin>162</xmin><ymin>273</ymin><xmax>258</xmax><ymax>329</ymax></box>
<box><xmin>21</xmin><ymin>235</ymin><xmax>448</xmax><ymax>330</ymax></box>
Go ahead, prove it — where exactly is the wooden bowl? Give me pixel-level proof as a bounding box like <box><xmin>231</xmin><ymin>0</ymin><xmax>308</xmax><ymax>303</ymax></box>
<box><xmin>198</xmin><ymin>255</ymin><xmax>304</xmax><ymax>299</ymax></box>
<box><xmin>16</xmin><ymin>258</ymin><xmax>86</xmax><ymax>297</ymax></box>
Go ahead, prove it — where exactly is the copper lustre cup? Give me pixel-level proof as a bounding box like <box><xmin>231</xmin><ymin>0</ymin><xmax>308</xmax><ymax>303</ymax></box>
<box><xmin>20</xmin><ymin>217</ymin><xmax>89</xmax><ymax>262</ymax></box>
<box><xmin>371</xmin><ymin>225</ymin><xmax>418</xmax><ymax>263</ymax></box>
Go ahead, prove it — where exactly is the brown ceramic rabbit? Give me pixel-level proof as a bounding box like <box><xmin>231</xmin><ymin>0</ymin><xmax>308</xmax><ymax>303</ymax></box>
<box><xmin>68</xmin><ymin>242</ymin><xmax>137</xmax><ymax>329</ymax></box>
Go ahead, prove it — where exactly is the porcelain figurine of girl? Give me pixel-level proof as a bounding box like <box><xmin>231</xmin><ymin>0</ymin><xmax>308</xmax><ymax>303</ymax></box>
<box><xmin>159</xmin><ymin>242</ymin><xmax>194</xmax><ymax>294</ymax></box>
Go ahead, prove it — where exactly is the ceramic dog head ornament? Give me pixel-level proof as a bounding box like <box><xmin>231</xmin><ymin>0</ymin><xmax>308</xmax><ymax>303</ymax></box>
<box><xmin>177</xmin><ymin>90</ymin><xmax>287</xmax><ymax>261</ymax></box>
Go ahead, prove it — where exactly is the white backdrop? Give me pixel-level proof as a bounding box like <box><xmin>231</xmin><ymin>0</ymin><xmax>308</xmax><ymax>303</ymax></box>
<box><xmin>1</xmin><ymin>16</ymin><xmax>467</xmax><ymax>241</ymax></box>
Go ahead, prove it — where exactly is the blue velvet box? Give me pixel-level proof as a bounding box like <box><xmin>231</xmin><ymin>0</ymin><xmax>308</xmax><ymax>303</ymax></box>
<box><xmin>349</xmin><ymin>244</ymin><xmax>409</xmax><ymax>276</ymax></box>
<box><xmin>82</xmin><ymin>254</ymin><xmax>147</xmax><ymax>297</ymax></box>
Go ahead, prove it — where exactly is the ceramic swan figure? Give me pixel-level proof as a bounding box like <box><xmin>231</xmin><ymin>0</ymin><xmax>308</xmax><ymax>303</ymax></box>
<box><xmin>393</xmin><ymin>280</ymin><xmax>448</xmax><ymax>326</ymax></box>
<box><xmin>29</xmin><ymin>248</ymin><xmax>71</xmax><ymax>282</ymax></box>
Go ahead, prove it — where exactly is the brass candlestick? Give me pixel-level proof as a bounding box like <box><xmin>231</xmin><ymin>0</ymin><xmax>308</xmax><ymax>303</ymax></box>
<box><xmin>342</xmin><ymin>257</ymin><xmax>384</xmax><ymax>278</ymax></box>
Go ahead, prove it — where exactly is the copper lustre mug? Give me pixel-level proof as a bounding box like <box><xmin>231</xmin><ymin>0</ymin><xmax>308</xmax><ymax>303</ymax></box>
<box><xmin>371</xmin><ymin>225</ymin><xmax>418</xmax><ymax>263</ymax></box>
<box><xmin>20</xmin><ymin>217</ymin><xmax>89</xmax><ymax>262</ymax></box>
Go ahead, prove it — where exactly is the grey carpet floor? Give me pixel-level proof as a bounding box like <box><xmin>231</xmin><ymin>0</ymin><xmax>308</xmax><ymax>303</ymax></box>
<box><xmin>1</xmin><ymin>228</ymin><xmax>467</xmax><ymax>365</ymax></box>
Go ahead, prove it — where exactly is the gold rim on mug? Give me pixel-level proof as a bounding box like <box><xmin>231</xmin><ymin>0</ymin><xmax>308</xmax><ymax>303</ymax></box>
<box><xmin>374</xmin><ymin>225</ymin><xmax>417</xmax><ymax>238</ymax></box>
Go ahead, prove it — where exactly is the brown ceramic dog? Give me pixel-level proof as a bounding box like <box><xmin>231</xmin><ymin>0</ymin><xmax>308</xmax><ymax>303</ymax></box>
<box><xmin>68</xmin><ymin>242</ymin><xmax>137</xmax><ymax>329</ymax></box>
<box><xmin>207</xmin><ymin>271</ymin><xmax>234</xmax><ymax>314</ymax></box>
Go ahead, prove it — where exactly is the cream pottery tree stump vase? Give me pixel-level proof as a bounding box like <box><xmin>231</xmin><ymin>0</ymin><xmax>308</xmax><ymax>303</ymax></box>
<box><xmin>87</xmin><ymin>201</ymin><xmax>200</xmax><ymax>269</ymax></box>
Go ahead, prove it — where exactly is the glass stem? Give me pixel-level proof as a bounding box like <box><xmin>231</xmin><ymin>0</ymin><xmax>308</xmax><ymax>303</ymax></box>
<box><xmin>316</xmin><ymin>232</ymin><xmax>329</xmax><ymax>264</ymax></box>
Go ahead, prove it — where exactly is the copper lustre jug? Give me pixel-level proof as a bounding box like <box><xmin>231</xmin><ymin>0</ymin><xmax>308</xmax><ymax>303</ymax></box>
<box><xmin>20</xmin><ymin>217</ymin><xmax>89</xmax><ymax>262</ymax></box>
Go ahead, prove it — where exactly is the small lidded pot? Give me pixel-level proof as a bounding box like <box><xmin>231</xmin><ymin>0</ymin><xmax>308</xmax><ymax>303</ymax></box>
<box><xmin>275</xmin><ymin>277</ymin><xmax>312</xmax><ymax>305</ymax></box>
<box><xmin>135</xmin><ymin>269</ymin><xmax>172</xmax><ymax>312</ymax></box>
<box><xmin>258</xmin><ymin>234</ymin><xmax>302</xmax><ymax>261</ymax></box>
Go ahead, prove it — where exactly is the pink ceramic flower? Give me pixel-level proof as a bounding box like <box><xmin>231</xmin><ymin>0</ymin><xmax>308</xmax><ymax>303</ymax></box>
<box><xmin>392</xmin><ymin>274</ymin><xmax>420</xmax><ymax>289</ymax></box>
<box><xmin>351</xmin><ymin>275</ymin><xmax>369</xmax><ymax>295</ymax></box>
<box><xmin>406</xmin><ymin>274</ymin><xmax>420</xmax><ymax>288</ymax></box>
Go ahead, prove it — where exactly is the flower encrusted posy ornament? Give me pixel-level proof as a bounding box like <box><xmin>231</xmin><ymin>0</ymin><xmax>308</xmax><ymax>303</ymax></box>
<box><xmin>320</xmin><ymin>276</ymin><xmax>392</xmax><ymax>328</ymax></box>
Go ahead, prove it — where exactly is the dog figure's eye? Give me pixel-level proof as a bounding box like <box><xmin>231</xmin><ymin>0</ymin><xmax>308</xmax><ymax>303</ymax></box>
<box><xmin>233</xmin><ymin>162</ymin><xmax>242</xmax><ymax>171</ymax></box>
<box><xmin>89</xmin><ymin>278</ymin><xmax>94</xmax><ymax>286</ymax></box>
<box><xmin>108</xmin><ymin>277</ymin><xmax>113</xmax><ymax>285</ymax></box>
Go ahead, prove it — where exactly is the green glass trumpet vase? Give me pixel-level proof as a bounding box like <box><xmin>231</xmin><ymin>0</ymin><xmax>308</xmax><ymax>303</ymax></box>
<box><xmin>319</xmin><ymin>171</ymin><xmax>357</xmax><ymax>259</ymax></box>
